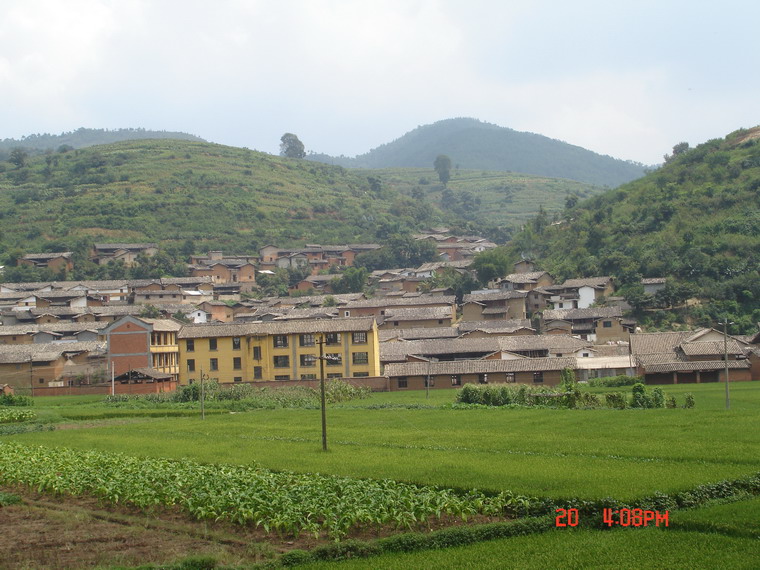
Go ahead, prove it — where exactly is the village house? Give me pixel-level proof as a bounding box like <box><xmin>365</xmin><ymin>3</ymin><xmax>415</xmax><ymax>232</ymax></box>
<box><xmin>461</xmin><ymin>290</ymin><xmax>528</xmax><ymax>321</ymax></box>
<box><xmin>0</xmin><ymin>341</ymin><xmax>106</xmax><ymax>392</ymax></box>
<box><xmin>176</xmin><ymin>317</ymin><xmax>380</xmax><ymax>384</ymax></box>
<box><xmin>544</xmin><ymin>276</ymin><xmax>615</xmax><ymax>309</ymax></box>
<box><xmin>342</xmin><ymin>294</ymin><xmax>457</xmax><ymax>321</ymax></box>
<box><xmin>630</xmin><ymin>328</ymin><xmax>754</xmax><ymax>384</ymax></box>
<box><xmin>100</xmin><ymin>316</ymin><xmax>181</xmax><ymax>382</ymax></box>
<box><xmin>90</xmin><ymin>243</ymin><xmax>159</xmax><ymax>266</ymax></box>
<box><xmin>384</xmin><ymin>357</ymin><xmax>579</xmax><ymax>391</ymax></box>
<box><xmin>378</xmin><ymin>306</ymin><xmax>455</xmax><ymax>329</ymax></box>
<box><xmin>189</xmin><ymin>251</ymin><xmax>257</xmax><ymax>287</ymax></box>
<box><xmin>542</xmin><ymin>307</ymin><xmax>633</xmax><ymax>343</ymax></box>
<box><xmin>18</xmin><ymin>252</ymin><xmax>74</xmax><ymax>273</ymax></box>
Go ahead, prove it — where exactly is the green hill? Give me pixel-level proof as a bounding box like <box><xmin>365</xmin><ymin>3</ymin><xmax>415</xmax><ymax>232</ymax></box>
<box><xmin>0</xmin><ymin>128</ymin><xmax>205</xmax><ymax>161</ymax></box>
<box><xmin>513</xmin><ymin>126</ymin><xmax>760</xmax><ymax>332</ymax></box>
<box><xmin>308</xmin><ymin>117</ymin><xmax>648</xmax><ymax>188</ymax></box>
<box><xmin>0</xmin><ymin>139</ymin><xmax>458</xmax><ymax>259</ymax></box>
<box><xmin>0</xmin><ymin>139</ymin><xmax>607</xmax><ymax>265</ymax></box>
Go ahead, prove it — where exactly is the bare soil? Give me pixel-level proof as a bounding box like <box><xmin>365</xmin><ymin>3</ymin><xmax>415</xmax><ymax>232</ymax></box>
<box><xmin>0</xmin><ymin>486</ymin><xmax>505</xmax><ymax>569</ymax></box>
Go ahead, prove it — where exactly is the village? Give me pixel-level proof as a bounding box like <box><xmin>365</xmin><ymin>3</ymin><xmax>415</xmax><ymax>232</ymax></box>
<box><xmin>2</xmin><ymin>229</ymin><xmax>757</xmax><ymax>397</ymax></box>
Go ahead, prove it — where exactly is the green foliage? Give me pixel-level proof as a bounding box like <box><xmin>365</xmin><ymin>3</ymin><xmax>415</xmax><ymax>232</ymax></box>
<box><xmin>104</xmin><ymin>379</ymin><xmax>372</xmax><ymax>409</ymax></box>
<box><xmin>0</xmin><ymin>491</ymin><xmax>21</xmax><ymax>506</ymax></box>
<box><xmin>0</xmin><ymin>442</ymin><xmax>541</xmax><ymax>540</ymax></box>
<box><xmin>510</xmin><ymin>128</ymin><xmax>760</xmax><ymax>332</ymax></box>
<box><xmin>434</xmin><ymin>154</ymin><xmax>452</xmax><ymax>185</ymax></box>
<box><xmin>279</xmin><ymin>133</ymin><xmax>306</xmax><ymax>159</ymax></box>
<box><xmin>330</xmin><ymin>267</ymin><xmax>368</xmax><ymax>294</ymax></box>
<box><xmin>684</xmin><ymin>393</ymin><xmax>696</xmax><ymax>408</ymax></box>
<box><xmin>586</xmin><ymin>375</ymin><xmax>641</xmax><ymax>387</ymax></box>
<box><xmin>355</xmin><ymin>234</ymin><xmax>437</xmax><ymax>271</ymax></box>
<box><xmin>471</xmin><ymin>246</ymin><xmax>514</xmax><ymax>284</ymax></box>
<box><xmin>0</xmin><ymin>394</ymin><xmax>33</xmax><ymax>406</ymax></box>
<box><xmin>0</xmin><ymin>409</ymin><xmax>36</xmax><ymax>423</ymax></box>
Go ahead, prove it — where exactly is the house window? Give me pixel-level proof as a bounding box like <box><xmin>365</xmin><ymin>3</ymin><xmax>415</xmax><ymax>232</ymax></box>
<box><xmin>274</xmin><ymin>355</ymin><xmax>289</xmax><ymax>368</ymax></box>
<box><xmin>301</xmin><ymin>374</ymin><xmax>317</xmax><ymax>380</ymax></box>
<box><xmin>352</xmin><ymin>352</ymin><xmax>368</xmax><ymax>365</ymax></box>
<box><xmin>253</xmin><ymin>366</ymin><xmax>262</xmax><ymax>379</ymax></box>
<box><xmin>393</xmin><ymin>321</ymin><xmax>399</xmax><ymax>327</ymax></box>
<box><xmin>327</xmin><ymin>373</ymin><xmax>342</xmax><ymax>379</ymax></box>
<box><xmin>425</xmin><ymin>376</ymin><xmax>435</xmax><ymax>387</ymax></box>
<box><xmin>451</xmin><ymin>375</ymin><xmax>462</xmax><ymax>386</ymax></box>
<box><xmin>299</xmin><ymin>334</ymin><xmax>315</xmax><ymax>347</ymax></box>
<box><xmin>187</xmin><ymin>359</ymin><xmax>195</xmax><ymax>372</ymax></box>
<box><xmin>233</xmin><ymin>376</ymin><xmax>242</xmax><ymax>383</ymax></box>
<box><xmin>210</xmin><ymin>358</ymin><xmax>218</xmax><ymax>371</ymax></box>
<box><xmin>352</xmin><ymin>331</ymin><xmax>367</xmax><ymax>344</ymax></box>
<box><xmin>533</xmin><ymin>371</ymin><xmax>544</xmax><ymax>383</ymax></box>
<box><xmin>233</xmin><ymin>357</ymin><xmax>242</xmax><ymax>370</ymax></box>
<box><xmin>505</xmin><ymin>372</ymin><xmax>515</xmax><ymax>383</ymax></box>
<box><xmin>186</xmin><ymin>339</ymin><xmax>195</xmax><ymax>352</ymax></box>
<box><xmin>325</xmin><ymin>333</ymin><xmax>341</xmax><ymax>346</ymax></box>
<box><xmin>209</xmin><ymin>338</ymin><xmax>217</xmax><ymax>351</ymax></box>
<box><xmin>232</xmin><ymin>337</ymin><xmax>241</xmax><ymax>350</ymax></box>
<box><xmin>478</xmin><ymin>373</ymin><xmax>488</xmax><ymax>384</ymax></box>
<box><xmin>603</xmin><ymin>321</ymin><xmax>612</xmax><ymax>328</ymax></box>
<box><xmin>354</xmin><ymin>372</ymin><xmax>369</xmax><ymax>377</ymax></box>
<box><xmin>397</xmin><ymin>376</ymin><xmax>408</xmax><ymax>389</ymax></box>
<box><xmin>326</xmin><ymin>353</ymin><xmax>342</xmax><ymax>366</ymax></box>
<box><xmin>253</xmin><ymin>346</ymin><xmax>261</xmax><ymax>360</ymax></box>
<box><xmin>273</xmin><ymin>335</ymin><xmax>288</xmax><ymax>348</ymax></box>
<box><xmin>275</xmin><ymin>375</ymin><xmax>290</xmax><ymax>381</ymax></box>
<box><xmin>300</xmin><ymin>354</ymin><xmax>316</xmax><ymax>367</ymax></box>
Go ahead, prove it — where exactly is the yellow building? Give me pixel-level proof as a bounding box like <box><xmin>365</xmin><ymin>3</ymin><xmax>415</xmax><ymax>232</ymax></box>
<box><xmin>177</xmin><ymin>318</ymin><xmax>380</xmax><ymax>384</ymax></box>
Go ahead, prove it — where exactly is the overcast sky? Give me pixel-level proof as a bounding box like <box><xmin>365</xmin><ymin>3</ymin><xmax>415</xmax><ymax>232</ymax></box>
<box><xmin>1</xmin><ymin>0</ymin><xmax>758</xmax><ymax>165</ymax></box>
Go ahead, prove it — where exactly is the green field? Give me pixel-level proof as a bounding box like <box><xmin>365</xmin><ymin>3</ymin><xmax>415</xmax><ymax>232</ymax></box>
<box><xmin>2</xmin><ymin>381</ymin><xmax>759</xmax><ymax>568</ymax></box>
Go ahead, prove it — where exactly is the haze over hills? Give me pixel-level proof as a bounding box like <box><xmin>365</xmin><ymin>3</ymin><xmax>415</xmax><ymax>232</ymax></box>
<box><xmin>308</xmin><ymin>118</ymin><xmax>649</xmax><ymax>188</ymax></box>
<box><xmin>510</xmin><ymin>126</ymin><xmax>760</xmax><ymax>331</ymax></box>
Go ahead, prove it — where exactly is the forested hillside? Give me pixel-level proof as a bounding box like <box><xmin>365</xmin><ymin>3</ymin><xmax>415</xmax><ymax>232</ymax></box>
<box><xmin>309</xmin><ymin>118</ymin><xmax>648</xmax><ymax>187</ymax></box>
<box><xmin>513</xmin><ymin>126</ymin><xmax>760</xmax><ymax>332</ymax></box>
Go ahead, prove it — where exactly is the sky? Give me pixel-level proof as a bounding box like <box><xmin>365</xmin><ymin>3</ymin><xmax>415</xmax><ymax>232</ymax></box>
<box><xmin>0</xmin><ymin>0</ymin><xmax>758</xmax><ymax>165</ymax></box>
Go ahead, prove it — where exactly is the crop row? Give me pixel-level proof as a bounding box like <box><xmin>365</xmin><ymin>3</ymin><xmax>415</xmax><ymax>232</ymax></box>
<box><xmin>0</xmin><ymin>442</ymin><xmax>534</xmax><ymax>539</ymax></box>
<box><xmin>0</xmin><ymin>409</ymin><xmax>36</xmax><ymax>424</ymax></box>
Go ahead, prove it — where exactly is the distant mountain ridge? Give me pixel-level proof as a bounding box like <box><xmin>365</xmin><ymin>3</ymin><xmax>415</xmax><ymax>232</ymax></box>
<box><xmin>308</xmin><ymin>118</ymin><xmax>648</xmax><ymax>188</ymax></box>
<box><xmin>0</xmin><ymin>128</ymin><xmax>205</xmax><ymax>157</ymax></box>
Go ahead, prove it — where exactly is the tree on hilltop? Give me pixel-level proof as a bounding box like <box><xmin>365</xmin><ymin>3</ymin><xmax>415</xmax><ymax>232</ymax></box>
<box><xmin>280</xmin><ymin>133</ymin><xmax>306</xmax><ymax>159</ymax></box>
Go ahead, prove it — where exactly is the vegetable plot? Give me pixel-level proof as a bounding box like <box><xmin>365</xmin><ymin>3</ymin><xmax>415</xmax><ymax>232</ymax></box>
<box><xmin>0</xmin><ymin>443</ymin><xmax>533</xmax><ymax>539</ymax></box>
<box><xmin>0</xmin><ymin>409</ymin><xmax>36</xmax><ymax>424</ymax></box>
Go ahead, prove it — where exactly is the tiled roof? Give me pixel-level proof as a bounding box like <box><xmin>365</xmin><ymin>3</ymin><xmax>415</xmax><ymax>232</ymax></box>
<box><xmin>642</xmin><ymin>360</ymin><xmax>750</xmax><ymax>373</ymax></box>
<box><xmin>495</xmin><ymin>335</ymin><xmax>591</xmax><ymax>352</ymax></box>
<box><xmin>629</xmin><ymin>331</ymin><xmax>702</xmax><ymax>355</ymax></box>
<box><xmin>177</xmin><ymin>317</ymin><xmax>376</xmax><ymax>339</ymax></box>
<box><xmin>378</xmin><ymin>327</ymin><xmax>460</xmax><ymax>342</ymax></box>
<box><xmin>382</xmin><ymin>307</ymin><xmax>453</xmax><ymax>321</ymax></box>
<box><xmin>385</xmin><ymin>357</ymin><xmax>578</xmax><ymax>377</ymax></box>
<box><xmin>557</xmin><ymin>276</ymin><xmax>613</xmax><ymax>289</ymax></box>
<box><xmin>679</xmin><ymin>340</ymin><xmax>744</xmax><ymax>357</ymax></box>
<box><xmin>458</xmin><ymin>319</ymin><xmax>533</xmax><ymax>333</ymax></box>
<box><xmin>22</xmin><ymin>252</ymin><xmax>73</xmax><ymax>260</ymax></box>
<box><xmin>641</xmin><ymin>278</ymin><xmax>667</xmax><ymax>285</ymax></box>
<box><xmin>501</xmin><ymin>271</ymin><xmax>549</xmax><ymax>284</ymax></box>
<box><xmin>345</xmin><ymin>295</ymin><xmax>456</xmax><ymax>309</ymax></box>
<box><xmin>380</xmin><ymin>338</ymin><xmax>501</xmax><ymax>362</ymax></box>
<box><xmin>94</xmin><ymin>243</ymin><xmax>157</xmax><ymax>250</ymax></box>
<box><xmin>0</xmin><ymin>341</ymin><xmax>106</xmax><ymax>364</ymax></box>
<box><xmin>0</xmin><ymin>322</ymin><xmax>109</xmax><ymax>335</ymax></box>
<box><xmin>139</xmin><ymin>318</ymin><xmax>183</xmax><ymax>332</ymax></box>
<box><xmin>462</xmin><ymin>290</ymin><xmax>528</xmax><ymax>304</ymax></box>
<box><xmin>543</xmin><ymin>307</ymin><xmax>623</xmax><ymax>321</ymax></box>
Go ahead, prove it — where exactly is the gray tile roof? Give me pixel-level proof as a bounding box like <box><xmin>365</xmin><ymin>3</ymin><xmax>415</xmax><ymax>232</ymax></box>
<box><xmin>457</xmin><ymin>319</ymin><xmax>533</xmax><ymax>333</ymax></box>
<box><xmin>379</xmin><ymin>327</ymin><xmax>460</xmax><ymax>342</ymax></box>
<box><xmin>178</xmin><ymin>317</ymin><xmax>376</xmax><ymax>339</ymax></box>
<box><xmin>543</xmin><ymin>307</ymin><xmax>623</xmax><ymax>321</ymax></box>
<box><xmin>382</xmin><ymin>307</ymin><xmax>453</xmax><ymax>321</ymax></box>
<box><xmin>380</xmin><ymin>338</ymin><xmax>501</xmax><ymax>362</ymax></box>
<box><xmin>345</xmin><ymin>295</ymin><xmax>456</xmax><ymax>309</ymax></box>
<box><xmin>679</xmin><ymin>340</ymin><xmax>744</xmax><ymax>357</ymax></box>
<box><xmin>385</xmin><ymin>357</ymin><xmax>578</xmax><ymax>377</ymax></box>
<box><xmin>0</xmin><ymin>341</ymin><xmax>106</xmax><ymax>364</ymax></box>
<box><xmin>642</xmin><ymin>360</ymin><xmax>750</xmax><ymax>373</ymax></box>
<box><xmin>462</xmin><ymin>290</ymin><xmax>528</xmax><ymax>304</ymax></box>
<box><xmin>495</xmin><ymin>335</ymin><xmax>591</xmax><ymax>352</ymax></box>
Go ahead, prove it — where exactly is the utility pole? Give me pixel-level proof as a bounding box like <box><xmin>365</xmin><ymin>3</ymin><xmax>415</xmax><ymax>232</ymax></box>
<box><xmin>317</xmin><ymin>335</ymin><xmax>328</xmax><ymax>451</ymax></box>
<box><xmin>723</xmin><ymin>318</ymin><xmax>731</xmax><ymax>410</ymax></box>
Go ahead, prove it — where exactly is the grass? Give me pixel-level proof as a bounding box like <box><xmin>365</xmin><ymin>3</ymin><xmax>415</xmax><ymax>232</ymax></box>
<box><xmin>298</xmin><ymin>527</ymin><xmax>760</xmax><ymax>569</ymax></box>
<box><xmin>8</xmin><ymin>382</ymin><xmax>760</xmax><ymax>501</ymax></box>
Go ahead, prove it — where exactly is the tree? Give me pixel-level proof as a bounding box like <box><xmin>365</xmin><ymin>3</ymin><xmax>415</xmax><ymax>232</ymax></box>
<box><xmin>330</xmin><ymin>267</ymin><xmax>368</xmax><ymax>294</ymax></box>
<box><xmin>280</xmin><ymin>133</ymin><xmax>306</xmax><ymax>159</ymax></box>
<box><xmin>472</xmin><ymin>247</ymin><xmax>512</xmax><ymax>285</ymax></box>
<box><xmin>8</xmin><ymin>148</ymin><xmax>28</xmax><ymax>169</ymax></box>
<box><xmin>434</xmin><ymin>154</ymin><xmax>452</xmax><ymax>185</ymax></box>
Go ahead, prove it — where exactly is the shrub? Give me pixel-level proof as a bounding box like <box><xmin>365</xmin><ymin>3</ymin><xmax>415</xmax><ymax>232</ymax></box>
<box><xmin>586</xmin><ymin>375</ymin><xmax>641</xmax><ymax>387</ymax></box>
<box><xmin>0</xmin><ymin>394</ymin><xmax>33</xmax><ymax>407</ymax></box>
<box><xmin>651</xmin><ymin>387</ymin><xmax>665</xmax><ymax>408</ymax></box>
<box><xmin>605</xmin><ymin>392</ymin><xmax>627</xmax><ymax>409</ymax></box>
<box><xmin>630</xmin><ymin>383</ymin><xmax>652</xmax><ymax>408</ymax></box>
<box><xmin>684</xmin><ymin>393</ymin><xmax>696</xmax><ymax>408</ymax></box>
<box><xmin>666</xmin><ymin>395</ymin><xmax>677</xmax><ymax>409</ymax></box>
